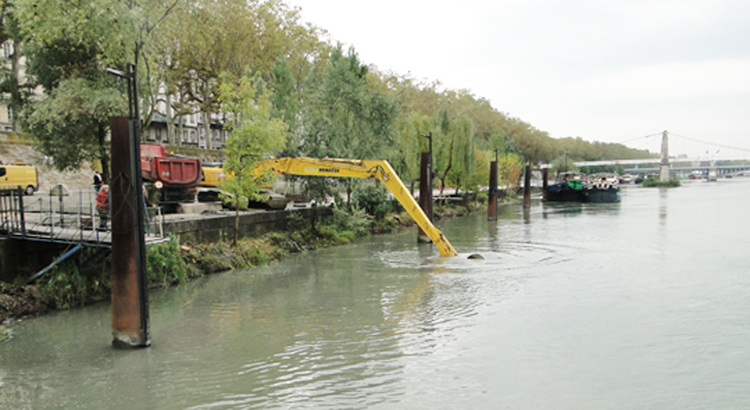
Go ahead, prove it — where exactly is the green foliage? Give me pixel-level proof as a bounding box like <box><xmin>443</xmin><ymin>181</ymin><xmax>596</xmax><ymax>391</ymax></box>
<box><xmin>300</xmin><ymin>44</ymin><xmax>399</xmax><ymax>203</ymax></box>
<box><xmin>13</xmin><ymin>0</ymin><xmax>181</xmax><ymax>136</ymax></box>
<box><xmin>497</xmin><ymin>152</ymin><xmax>523</xmax><ymax>186</ymax></box>
<box><xmin>218</xmin><ymin>72</ymin><xmax>287</xmax><ymax>210</ymax></box>
<box><xmin>37</xmin><ymin>252</ymin><xmax>111</xmax><ymax>309</ymax></box>
<box><xmin>390</xmin><ymin>112</ymin><xmax>431</xmax><ymax>187</ymax></box>
<box><xmin>40</xmin><ymin>268</ymin><xmax>88</xmax><ymax>309</ymax></box>
<box><xmin>4</xmin><ymin>0</ymin><xmax>663</xmax><ymax>199</ymax></box>
<box><xmin>285</xmin><ymin>210</ymin><xmax>311</xmax><ymax>233</ymax></box>
<box><xmin>643</xmin><ymin>177</ymin><xmax>681</xmax><ymax>187</ymax></box>
<box><xmin>467</xmin><ymin>148</ymin><xmax>493</xmax><ymax>192</ymax></box>
<box><xmin>303</xmin><ymin>44</ymin><xmax>374</xmax><ymax>158</ymax></box>
<box><xmin>285</xmin><ymin>207</ymin><xmax>369</xmax><ymax>247</ymax></box>
<box><xmin>476</xmin><ymin>190</ymin><xmax>489</xmax><ymax>203</ymax></box>
<box><xmin>299</xmin><ymin>177</ymin><xmax>341</xmax><ymax>205</ymax></box>
<box><xmin>323</xmin><ymin>207</ymin><xmax>370</xmax><ymax>239</ymax></box>
<box><xmin>446</xmin><ymin>116</ymin><xmax>476</xmax><ymax>193</ymax></box>
<box><xmin>146</xmin><ymin>235</ymin><xmax>197</xmax><ymax>285</ymax></box>
<box><xmin>550</xmin><ymin>152</ymin><xmax>579</xmax><ymax>176</ymax></box>
<box><xmin>352</xmin><ymin>183</ymin><xmax>392</xmax><ymax>219</ymax></box>
<box><xmin>22</xmin><ymin>78</ymin><xmax>125</xmax><ymax>172</ymax></box>
<box><xmin>271</xmin><ymin>56</ymin><xmax>300</xmax><ymax>144</ymax></box>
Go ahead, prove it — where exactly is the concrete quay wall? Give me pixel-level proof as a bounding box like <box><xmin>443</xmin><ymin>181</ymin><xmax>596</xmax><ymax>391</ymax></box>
<box><xmin>0</xmin><ymin>207</ymin><xmax>332</xmax><ymax>282</ymax></box>
<box><xmin>162</xmin><ymin>207</ymin><xmax>333</xmax><ymax>244</ymax></box>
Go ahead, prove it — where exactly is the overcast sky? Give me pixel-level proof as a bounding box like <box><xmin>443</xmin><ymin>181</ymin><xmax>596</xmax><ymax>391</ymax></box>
<box><xmin>287</xmin><ymin>0</ymin><xmax>750</xmax><ymax>157</ymax></box>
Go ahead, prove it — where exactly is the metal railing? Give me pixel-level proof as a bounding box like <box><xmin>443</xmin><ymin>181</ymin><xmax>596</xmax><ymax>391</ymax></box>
<box><xmin>0</xmin><ymin>187</ymin><xmax>164</xmax><ymax>247</ymax></box>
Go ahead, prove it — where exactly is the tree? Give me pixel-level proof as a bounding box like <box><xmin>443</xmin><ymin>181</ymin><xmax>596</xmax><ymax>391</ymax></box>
<box><xmin>300</xmin><ymin>44</ymin><xmax>398</xmax><ymax>206</ymax></box>
<box><xmin>446</xmin><ymin>115</ymin><xmax>475</xmax><ymax>194</ymax></box>
<box><xmin>160</xmin><ymin>0</ymin><xmax>323</xmax><ymax>150</ymax></box>
<box><xmin>218</xmin><ymin>72</ymin><xmax>287</xmax><ymax>245</ymax></box>
<box><xmin>22</xmin><ymin>78</ymin><xmax>125</xmax><ymax>181</ymax></box>
<box><xmin>270</xmin><ymin>56</ymin><xmax>300</xmax><ymax>152</ymax></box>
<box><xmin>391</xmin><ymin>112</ymin><xmax>431</xmax><ymax>195</ymax></box>
<box><xmin>11</xmin><ymin>0</ymin><xmax>179</xmax><ymax>175</ymax></box>
<box><xmin>0</xmin><ymin>1</ymin><xmax>29</xmax><ymax>130</ymax></box>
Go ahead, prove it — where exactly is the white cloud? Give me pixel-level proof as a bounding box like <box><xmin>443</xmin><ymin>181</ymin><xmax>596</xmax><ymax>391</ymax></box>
<box><xmin>289</xmin><ymin>0</ymin><xmax>750</xmax><ymax>153</ymax></box>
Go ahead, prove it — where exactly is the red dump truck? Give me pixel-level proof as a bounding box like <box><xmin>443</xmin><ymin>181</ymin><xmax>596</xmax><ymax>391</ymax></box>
<box><xmin>140</xmin><ymin>144</ymin><xmax>202</xmax><ymax>207</ymax></box>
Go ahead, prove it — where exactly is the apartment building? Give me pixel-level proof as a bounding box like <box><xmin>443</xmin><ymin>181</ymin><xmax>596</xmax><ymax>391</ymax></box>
<box><xmin>1</xmin><ymin>39</ymin><xmax>228</xmax><ymax>150</ymax></box>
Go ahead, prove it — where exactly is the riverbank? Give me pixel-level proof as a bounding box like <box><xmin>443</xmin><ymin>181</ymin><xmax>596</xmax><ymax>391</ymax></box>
<box><xmin>0</xmin><ymin>200</ymin><xmax>487</xmax><ymax>332</ymax></box>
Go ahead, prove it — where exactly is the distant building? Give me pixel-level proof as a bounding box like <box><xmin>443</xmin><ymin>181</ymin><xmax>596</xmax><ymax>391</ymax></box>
<box><xmin>0</xmin><ymin>39</ymin><xmax>229</xmax><ymax>150</ymax></box>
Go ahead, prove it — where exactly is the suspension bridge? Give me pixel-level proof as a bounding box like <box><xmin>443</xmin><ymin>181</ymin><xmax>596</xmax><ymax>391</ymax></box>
<box><xmin>573</xmin><ymin>131</ymin><xmax>750</xmax><ymax>177</ymax></box>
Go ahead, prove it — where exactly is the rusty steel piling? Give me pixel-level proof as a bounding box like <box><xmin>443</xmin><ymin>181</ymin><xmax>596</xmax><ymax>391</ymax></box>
<box><xmin>523</xmin><ymin>164</ymin><xmax>531</xmax><ymax>208</ymax></box>
<box><xmin>488</xmin><ymin>161</ymin><xmax>498</xmax><ymax>221</ymax></box>
<box><xmin>110</xmin><ymin>116</ymin><xmax>151</xmax><ymax>348</ymax></box>
<box><xmin>417</xmin><ymin>151</ymin><xmax>433</xmax><ymax>243</ymax></box>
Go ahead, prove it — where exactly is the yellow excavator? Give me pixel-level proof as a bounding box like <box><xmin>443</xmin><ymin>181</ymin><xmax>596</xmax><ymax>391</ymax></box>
<box><xmin>252</xmin><ymin>157</ymin><xmax>458</xmax><ymax>257</ymax></box>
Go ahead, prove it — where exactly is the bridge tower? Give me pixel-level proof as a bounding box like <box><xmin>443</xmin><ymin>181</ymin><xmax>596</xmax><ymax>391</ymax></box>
<box><xmin>660</xmin><ymin>130</ymin><xmax>670</xmax><ymax>182</ymax></box>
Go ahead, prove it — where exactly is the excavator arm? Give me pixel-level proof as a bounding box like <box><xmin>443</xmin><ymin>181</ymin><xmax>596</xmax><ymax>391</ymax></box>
<box><xmin>253</xmin><ymin>157</ymin><xmax>458</xmax><ymax>257</ymax></box>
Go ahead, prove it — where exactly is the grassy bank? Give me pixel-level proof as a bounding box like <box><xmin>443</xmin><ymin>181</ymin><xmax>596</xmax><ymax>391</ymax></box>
<box><xmin>0</xmin><ymin>200</ymin><xmax>481</xmax><ymax>326</ymax></box>
<box><xmin>642</xmin><ymin>177</ymin><xmax>681</xmax><ymax>187</ymax></box>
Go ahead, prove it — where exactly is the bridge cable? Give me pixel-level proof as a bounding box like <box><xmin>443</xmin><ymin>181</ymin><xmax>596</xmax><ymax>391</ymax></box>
<box><xmin>669</xmin><ymin>133</ymin><xmax>750</xmax><ymax>153</ymax></box>
<box><xmin>617</xmin><ymin>132</ymin><xmax>662</xmax><ymax>145</ymax></box>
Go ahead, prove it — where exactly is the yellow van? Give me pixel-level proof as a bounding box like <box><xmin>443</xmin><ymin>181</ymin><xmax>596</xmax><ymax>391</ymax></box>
<box><xmin>0</xmin><ymin>164</ymin><xmax>39</xmax><ymax>195</ymax></box>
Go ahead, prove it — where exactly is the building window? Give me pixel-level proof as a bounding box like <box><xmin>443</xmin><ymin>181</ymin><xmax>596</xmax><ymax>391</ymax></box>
<box><xmin>183</xmin><ymin>130</ymin><xmax>188</xmax><ymax>143</ymax></box>
<box><xmin>155</xmin><ymin>128</ymin><xmax>161</xmax><ymax>142</ymax></box>
<box><xmin>199</xmin><ymin>128</ymin><xmax>205</xmax><ymax>140</ymax></box>
<box><xmin>2</xmin><ymin>42</ymin><xmax>12</xmax><ymax>59</ymax></box>
<box><xmin>190</xmin><ymin>130</ymin><xmax>196</xmax><ymax>143</ymax></box>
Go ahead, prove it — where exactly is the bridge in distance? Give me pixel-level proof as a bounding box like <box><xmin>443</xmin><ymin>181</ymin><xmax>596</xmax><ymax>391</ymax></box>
<box><xmin>574</xmin><ymin>157</ymin><xmax>750</xmax><ymax>175</ymax></box>
<box><xmin>571</xmin><ymin>132</ymin><xmax>750</xmax><ymax>176</ymax></box>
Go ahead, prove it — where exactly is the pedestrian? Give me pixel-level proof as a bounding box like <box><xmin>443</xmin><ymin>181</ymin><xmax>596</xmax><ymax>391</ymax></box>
<box><xmin>94</xmin><ymin>171</ymin><xmax>103</xmax><ymax>193</ymax></box>
<box><xmin>96</xmin><ymin>185</ymin><xmax>110</xmax><ymax>230</ymax></box>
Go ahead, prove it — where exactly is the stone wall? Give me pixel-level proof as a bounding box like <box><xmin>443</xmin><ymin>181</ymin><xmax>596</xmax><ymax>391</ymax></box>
<box><xmin>1</xmin><ymin>207</ymin><xmax>332</xmax><ymax>283</ymax></box>
<box><xmin>162</xmin><ymin>207</ymin><xmax>332</xmax><ymax>244</ymax></box>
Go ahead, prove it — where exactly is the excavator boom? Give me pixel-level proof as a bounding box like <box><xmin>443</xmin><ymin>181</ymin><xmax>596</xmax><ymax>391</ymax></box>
<box><xmin>253</xmin><ymin>157</ymin><xmax>458</xmax><ymax>257</ymax></box>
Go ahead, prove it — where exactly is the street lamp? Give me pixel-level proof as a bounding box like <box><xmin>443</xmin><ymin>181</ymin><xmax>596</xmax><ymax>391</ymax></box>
<box><xmin>106</xmin><ymin>63</ymin><xmax>138</xmax><ymax>121</ymax></box>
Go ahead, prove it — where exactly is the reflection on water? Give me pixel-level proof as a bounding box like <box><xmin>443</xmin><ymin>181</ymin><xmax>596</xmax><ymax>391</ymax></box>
<box><xmin>2</xmin><ymin>181</ymin><xmax>750</xmax><ymax>409</ymax></box>
<box><xmin>659</xmin><ymin>187</ymin><xmax>669</xmax><ymax>226</ymax></box>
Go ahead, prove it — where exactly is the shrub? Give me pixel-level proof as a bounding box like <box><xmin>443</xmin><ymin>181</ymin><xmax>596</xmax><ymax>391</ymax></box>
<box><xmin>146</xmin><ymin>235</ymin><xmax>198</xmax><ymax>285</ymax></box>
<box><xmin>352</xmin><ymin>184</ymin><xmax>392</xmax><ymax>219</ymax></box>
<box><xmin>643</xmin><ymin>177</ymin><xmax>681</xmax><ymax>188</ymax></box>
<box><xmin>37</xmin><ymin>251</ymin><xmax>111</xmax><ymax>309</ymax></box>
<box><xmin>325</xmin><ymin>207</ymin><xmax>370</xmax><ymax>237</ymax></box>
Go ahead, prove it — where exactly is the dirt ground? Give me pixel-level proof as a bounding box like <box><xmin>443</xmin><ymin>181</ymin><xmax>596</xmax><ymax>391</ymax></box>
<box><xmin>0</xmin><ymin>283</ymin><xmax>47</xmax><ymax>323</ymax></box>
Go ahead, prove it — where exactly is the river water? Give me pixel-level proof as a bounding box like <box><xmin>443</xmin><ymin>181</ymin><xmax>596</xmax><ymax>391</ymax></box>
<box><xmin>2</xmin><ymin>178</ymin><xmax>749</xmax><ymax>409</ymax></box>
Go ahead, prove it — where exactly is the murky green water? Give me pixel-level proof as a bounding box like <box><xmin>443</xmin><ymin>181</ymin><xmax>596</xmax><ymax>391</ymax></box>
<box><xmin>2</xmin><ymin>179</ymin><xmax>750</xmax><ymax>409</ymax></box>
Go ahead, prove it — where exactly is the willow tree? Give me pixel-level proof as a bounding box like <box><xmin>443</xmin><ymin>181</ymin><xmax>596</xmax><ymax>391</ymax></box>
<box><xmin>391</xmin><ymin>112</ymin><xmax>432</xmax><ymax>195</ymax></box>
<box><xmin>446</xmin><ymin>115</ymin><xmax>476</xmax><ymax>194</ymax></box>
